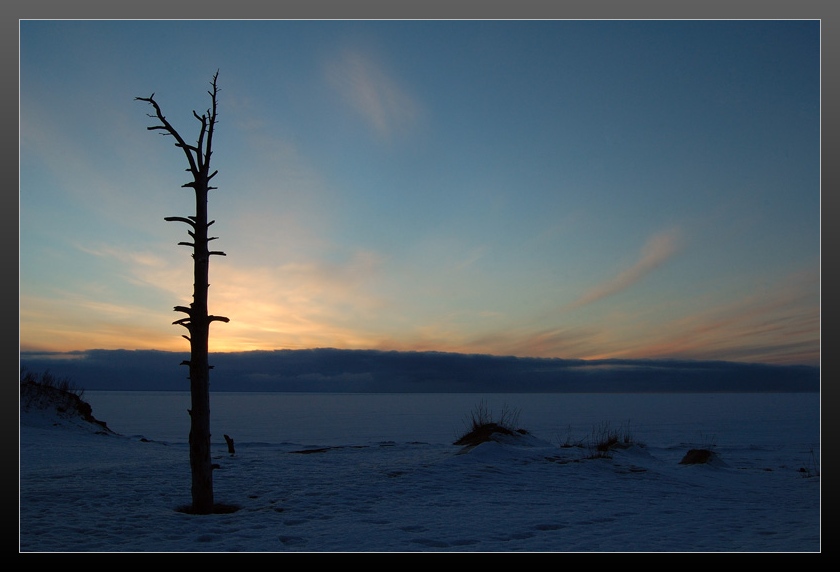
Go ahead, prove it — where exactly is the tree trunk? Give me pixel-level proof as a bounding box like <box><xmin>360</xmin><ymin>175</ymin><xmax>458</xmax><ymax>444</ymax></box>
<box><xmin>137</xmin><ymin>71</ymin><xmax>228</xmax><ymax>515</ymax></box>
<box><xmin>189</xmin><ymin>175</ymin><xmax>213</xmax><ymax>513</ymax></box>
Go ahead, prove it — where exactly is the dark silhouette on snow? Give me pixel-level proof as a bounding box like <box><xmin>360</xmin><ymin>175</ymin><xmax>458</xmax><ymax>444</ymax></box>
<box><xmin>136</xmin><ymin>71</ymin><xmax>229</xmax><ymax>515</ymax></box>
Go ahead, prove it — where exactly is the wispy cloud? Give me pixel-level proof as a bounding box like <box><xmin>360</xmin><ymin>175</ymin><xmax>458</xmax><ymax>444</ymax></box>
<box><xmin>18</xmin><ymin>292</ymin><xmax>177</xmax><ymax>353</ymax></box>
<box><xmin>75</xmin><ymin>243</ymin><xmax>170</xmax><ymax>270</ymax></box>
<box><xmin>568</xmin><ymin>228</ymin><xmax>683</xmax><ymax>309</ymax></box>
<box><xmin>459</xmin><ymin>326</ymin><xmax>605</xmax><ymax>359</ymax></box>
<box><xmin>324</xmin><ymin>49</ymin><xmax>420</xmax><ymax>141</ymax></box>
<box><xmin>622</xmin><ymin>266</ymin><xmax>820</xmax><ymax>366</ymax></box>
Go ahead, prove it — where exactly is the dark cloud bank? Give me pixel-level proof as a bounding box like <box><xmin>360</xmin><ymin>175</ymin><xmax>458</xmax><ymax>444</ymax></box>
<box><xmin>19</xmin><ymin>348</ymin><xmax>819</xmax><ymax>393</ymax></box>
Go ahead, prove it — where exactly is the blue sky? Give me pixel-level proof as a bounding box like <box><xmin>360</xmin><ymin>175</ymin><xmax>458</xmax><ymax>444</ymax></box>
<box><xmin>19</xmin><ymin>20</ymin><xmax>821</xmax><ymax>367</ymax></box>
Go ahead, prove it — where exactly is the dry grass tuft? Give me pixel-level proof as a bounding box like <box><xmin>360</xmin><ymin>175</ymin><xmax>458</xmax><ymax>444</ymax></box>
<box><xmin>454</xmin><ymin>400</ymin><xmax>528</xmax><ymax>446</ymax></box>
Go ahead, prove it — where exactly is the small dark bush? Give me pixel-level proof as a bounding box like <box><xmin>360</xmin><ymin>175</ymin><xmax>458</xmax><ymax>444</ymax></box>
<box><xmin>798</xmin><ymin>448</ymin><xmax>820</xmax><ymax>478</ymax></box>
<box><xmin>454</xmin><ymin>400</ymin><xmax>527</xmax><ymax>446</ymax></box>
<box><xmin>20</xmin><ymin>366</ymin><xmax>112</xmax><ymax>431</ymax></box>
<box><xmin>20</xmin><ymin>367</ymin><xmax>84</xmax><ymax>403</ymax></box>
<box><xmin>585</xmin><ymin>421</ymin><xmax>639</xmax><ymax>459</ymax></box>
<box><xmin>679</xmin><ymin>448</ymin><xmax>713</xmax><ymax>464</ymax></box>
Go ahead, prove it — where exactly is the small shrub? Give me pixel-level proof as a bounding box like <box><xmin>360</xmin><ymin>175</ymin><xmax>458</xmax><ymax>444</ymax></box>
<box><xmin>20</xmin><ymin>367</ymin><xmax>85</xmax><ymax>404</ymax></box>
<box><xmin>20</xmin><ymin>367</ymin><xmax>111</xmax><ymax>431</ymax></box>
<box><xmin>556</xmin><ymin>424</ymin><xmax>586</xmax><ymax>449</ymax></box>
<box><xmin>463</xmin><ymin>400</ymin><xmax>521</xmax><ymax>433</ymax></box>
<box><xmin>798</xmin><ymin>448</ymin><xmax>820</xmax><ymax>478</ymax></box>
<box><xmin>679</xmin><ymin>448</ymin><xmax>714</xmax><ymax>464</ymax></box>
<box><xmin>585</xmin><ymin>420</ymin><xmax>639</xmax><ymax>458</ymax></box>
<box><xmin>454</xmin><ymin>400</ymin><xmax>526</xmax><ymax>446</ymax></box>
<box><xmin>696</xmin><ymin>431</ymin><xmax>718</xmax><ymax>450</ymax></box>
<box><xmin>465</xmin><ymin>399</ymin><xmax>493</xmax><ymax>431</ymax></box>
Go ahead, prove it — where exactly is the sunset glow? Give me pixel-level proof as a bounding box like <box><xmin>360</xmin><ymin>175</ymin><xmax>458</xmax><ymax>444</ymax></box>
<box><xmin>19</xmin><ymin>20</ymin><xmax>820</xmax><ymax>367</ymax></box>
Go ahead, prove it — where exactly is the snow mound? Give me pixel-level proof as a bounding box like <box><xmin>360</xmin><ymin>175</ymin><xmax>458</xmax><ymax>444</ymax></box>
<box><xmin>20</xmin><ymin>382</ymin><xmax>115</xmax><ymax>435</ymax></box>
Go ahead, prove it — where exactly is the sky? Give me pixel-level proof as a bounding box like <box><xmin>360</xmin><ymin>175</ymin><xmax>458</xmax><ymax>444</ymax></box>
<box><xmin>20</xmin><ymin>388</ymin><xmax>821</xmax><ymax>551</ymax></box>
<box><xmin>19</xmin><ymin>20</ymin><xmax>821</xmax><ymax>367</ymax></box>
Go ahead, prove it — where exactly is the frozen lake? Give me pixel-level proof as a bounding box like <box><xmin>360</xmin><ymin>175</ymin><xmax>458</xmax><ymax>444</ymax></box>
<box><xmin>83</xmin><ymin>391</ymin><xmax>821</xmax><ymax>452</ymax></box>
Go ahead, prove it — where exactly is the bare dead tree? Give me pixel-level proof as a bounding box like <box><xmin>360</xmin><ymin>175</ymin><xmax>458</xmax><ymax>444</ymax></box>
<box><xmin>136</xmin><ymin>71</ymin><xmax>229</xmax><ymax>514</ymax></box>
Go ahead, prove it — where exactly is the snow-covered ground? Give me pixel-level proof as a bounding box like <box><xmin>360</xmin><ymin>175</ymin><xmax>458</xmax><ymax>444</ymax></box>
<box><xmin>19</xmin><ymin>394</ymin><xmax>821</xmax><ymax>553</ymax></box>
